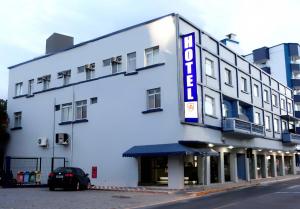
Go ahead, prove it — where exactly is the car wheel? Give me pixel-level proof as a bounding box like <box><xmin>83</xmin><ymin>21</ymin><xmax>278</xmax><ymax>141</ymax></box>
<box><xmin>75</xmin><ymin>182</ymin><xmax>80</xmax><ymax>191</ymax></box>
<box><xmin>86</xmin><ymin>182</ymin><xmax>91</xmax><ymax>190</ymax></box>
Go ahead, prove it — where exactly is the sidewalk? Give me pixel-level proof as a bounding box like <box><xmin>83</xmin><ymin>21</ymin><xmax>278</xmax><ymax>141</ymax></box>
<box><xmin>91</xmin><ymin>174</ymin><xmax>300</xmax><ymax>196</ymax></box>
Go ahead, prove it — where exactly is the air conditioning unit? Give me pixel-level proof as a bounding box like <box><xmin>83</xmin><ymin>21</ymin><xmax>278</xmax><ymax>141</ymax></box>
<box><xmin>85</xmin><ymin>63</ymin><xmax>95</xmax><ymax>70</ymax></box>
<box><xmin>37</xmin><ymin>137</ymin><xmax>48</xmax><ymax>147</ymax></box>
<box><xmin>55</xmin><ymin>133</ymin><xmax>70</xmax><ymax>145</ymax></box>
<box><xmin>111</xmin><ymin>56</ymin><xmax>122</xmax><ymax>64</ymax></box>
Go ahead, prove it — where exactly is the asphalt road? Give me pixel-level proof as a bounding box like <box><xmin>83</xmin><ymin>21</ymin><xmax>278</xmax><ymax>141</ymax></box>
<box><xmin>143</xmin><ymin>179</ymin><xmax>300</xmax><ymax>209</ymax></box>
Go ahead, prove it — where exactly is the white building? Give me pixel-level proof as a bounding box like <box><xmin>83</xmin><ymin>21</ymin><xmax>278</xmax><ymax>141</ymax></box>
<box><xmin>5</xmin><ymin>13</ymin><xmax>299</xmax><ymax>189</ymax></box>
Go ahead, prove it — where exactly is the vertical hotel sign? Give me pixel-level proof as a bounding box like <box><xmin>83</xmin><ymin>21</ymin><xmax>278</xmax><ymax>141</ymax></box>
<box><xmin>182</xmin><ymin>32</ymin><xmax>198</xmax><ymax>123</ymax></box>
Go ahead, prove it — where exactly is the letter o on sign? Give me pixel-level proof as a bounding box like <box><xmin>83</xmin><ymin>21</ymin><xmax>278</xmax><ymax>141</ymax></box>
<box><xmin>185</xmin><ymin>49</ymin><xmax>193</xmax><ymax>61</ymax></box>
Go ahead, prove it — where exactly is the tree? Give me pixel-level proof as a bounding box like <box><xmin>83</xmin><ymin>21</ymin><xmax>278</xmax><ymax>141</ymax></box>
<box><xmin>0</xmin><ymin>99</ymin><xmax>9</xmax><ymax>172</ymax></box>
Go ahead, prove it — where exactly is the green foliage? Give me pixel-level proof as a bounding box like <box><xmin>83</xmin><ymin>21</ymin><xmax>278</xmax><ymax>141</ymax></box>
<box><xmin>0</xmin><ymin>99</ymin><xmax>9</xmax><ymax>147</ymax></box>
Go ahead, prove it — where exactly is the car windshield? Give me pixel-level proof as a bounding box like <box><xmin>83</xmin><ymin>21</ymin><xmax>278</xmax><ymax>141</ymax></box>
<box><xmin>54</xmin><ymin>167</ymin><xmax>73</xmax><ymax>173</ymax></box>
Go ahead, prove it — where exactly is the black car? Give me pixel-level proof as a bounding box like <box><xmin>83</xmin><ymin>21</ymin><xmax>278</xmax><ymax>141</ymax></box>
<box><xmin>48</xmin><ymin>167</ymin><xmax>90</xmax><ymax>191</ymax></box>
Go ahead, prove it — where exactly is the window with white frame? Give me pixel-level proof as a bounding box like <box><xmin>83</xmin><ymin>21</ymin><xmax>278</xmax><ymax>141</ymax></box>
<box><xmin>15</xmin><ymin>82</ymin><xmax>23</xmax><ymax>96</ymax></box>
<box><xmin>280</xmin><ymin>98</ymin><xmax>286</xmax><ymax>110</ymax></box>
<box><xmin>58</xmin><ymin>70</ymin><xmax>71</xmax><ymax>85</ymax></box>
<box><xmin>28</xmin><ymin>79</ymin><xmax>34</xmax><ymax>95</ymax></box>
<box><xmin>86</xmin><ymin>64</ymin><xmax>95</xmax><ymax>80</ymax></box>
<box><xmin>263</xmin><ymin>89</ymin><xmax>269</xmax><ymax>103</ymax></box>
<box><xmin>127</xmin><ymin>52</ymin><xmax>136</xmax><ymax>72</ymax></box>
<box><xmin>205</xmin><ymin>95</ymin><xmax>215</xmax><ymax>116</ymax></box>
<box><xmin>254</xmin><ymin>112</ymin><xmax>261</xmax><ymax>125</ymax></box>
<box><xmin>241</xmin><ymin>77</ymin><xmax>247</xmax><ymax>92</ymax></box>
<box><xmin>147</xmin><ymin>88</ymin><xmax>161</xmax><ymax>110</ymax></box>
<box><xmin>253</xmin><ymin>84</ymin><xmax>259</xmax><ymax>97</ymax></box>
<box><xmin>38</xmin><ymin>75</ymin><xmax>51</xmax><ymax>90</ymax></box>
<box><xmin>145</xmin><ymin>46</ymin><xmax>159</xmax><ymax>66</ymax></box>
<box><xmin>75</xmin><ymin>100</ymin><xmax>87</xmax><ymax>120</ymax></box>
<box><xmin>205</xmin><ymin>58</ymin><xmax>214</xmax><ymax>77</ymax></box>
<box><xmin>265</xmin><ymin>115</ymin><xmax>271</xmax><ymax>131</ymax></box>
<box><xmin>274</xmin><ymin>118</ymin><xmax>279</xmax><ymax>132</ymax></box>
<box><xmin>14</xmin><ymin>112</ymin><xmax>22</xmax><ymax>127</ymax></box>
<box><xmin>112</xmin><ymin>56</ymin><xmax>122</xmax><ymax>74</ymax></box>
<box><xmin>224</xmin><ymin>68</ymin><xmax>232</xmax><ymax>85</ymax></box>
<box><xmin>61</xmin><ymin>103</ymin><xmax>72</xmax><ymax>122</ymax></box>
<box><xmin>272</xmin><ymin>94</ymin><xmax>278</xmax><ymax>106</ymax></box>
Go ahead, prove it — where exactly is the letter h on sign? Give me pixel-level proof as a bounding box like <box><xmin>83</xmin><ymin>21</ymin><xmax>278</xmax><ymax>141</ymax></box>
<box><xmin>182</xmin><ymin>33</ymin><xmax>198</xmax><ymax>123</ymax></box>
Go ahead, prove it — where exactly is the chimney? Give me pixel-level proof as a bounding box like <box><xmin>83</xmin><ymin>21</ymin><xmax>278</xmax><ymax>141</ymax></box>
<box><xmin>46</xmin><ymin>33</ymin><xmax>74</xmax><ymax>54</ymax></box>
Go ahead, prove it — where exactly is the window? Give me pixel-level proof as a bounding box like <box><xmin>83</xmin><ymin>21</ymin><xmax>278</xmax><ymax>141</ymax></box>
<box><xmin>75</xmin><ymin>100</ymin><xmax>87</xmax><ymax>120</ymax></box>
<box><xmin>145</xmin><ymin>46</ymin><xmax>159</xmax><ymax>66</ymax></box>
<box><xmin>86</xmin><ymin>69</ymin><xmax>95</xmax><ymax>80</ymax></box>
<box><xmin>265</xmin><ymin>115</ymin><xmax>271</xmax><ymax>131</ymax></box>
<box><xmin>127</xmin><ymin>52</ymin><xmax>136</xmax><ymax>72</ymax></box>
<box><xmin>280</xmin><ymin>98</ymin><xmax>286</xmax><ymax>110</ymax></box>
<box><xmin>90</xmin><ymin>97</ymin><xmax>98</xmax><ymax>104</ymax></box>
<box><xmin>61</xmin><ymin>103</ymin><xmax>72</xmax><ymax>122</ymax></box>
<box><xmin>205</xmin><ymin>95</ymin><xmax>215</xmax><ymax>116</ymax></box>
<box><xmin>282</xmin><ymin>121</ymin><xmax>288</xmax><ymax>132</ymax></box>
<box><xmin>224</xmin><ymin>68</ymin><xmax>232</xmax><ymax>85</ymax></box>
<box><xmin>254</xmin><ymin>112</ymin><xmax>261</xmax><ymax>125</ymax></box>
<box><xmin>205</xmin><ymin>58</ymin><xmax>214</xmax><ymax>77</ymax></box>
<box><xmin>15</xmin><ymin>82</ymin><xmax>23</xmax><ymax>96</ymax></box>
<box><xmin>28</xmin><ymin>79</ymin><xmax>34</xmax><ymax>95</ymax></box>
<box><xmin>241</xmin><ymin>77</ymin><xmax>247</xmax><ymax>92</ymax></box>
<box><xmin>253</xmin><ymin>84</ymin><xmax>259</xmax><ymax>97</ymax></box>
<box><xmin>263</xmin><ymin>89</ymin><xmax>269</xmax><ymax>103</ymax></box>
<box><xmin>58</xmin><ymin>70</ymin><xmax>71</xmax><ymax>86</ymax></box>
<box><xmin>222</xmin><ymin>103</ymin><xmax>229</xmax><ymax>117</ymax></box>
<box><xmin>112</xmin><ymin>57</ymin><xmax>122</xmax><ymax>74</ymax></box>
<box><xmin>147</xmin><ymin>88</ymin><xmax>161</xmax><ymax>110</ymax></box>
<box><xmin>288</xmin><ymin>102</ymin><xmax>293</xmax><ymax>113</ymax></box>
<box><xmin>274</xmin><ymin>118</ymin><xmax>279</xmax><ymax>132</ymax></box>
<box><xmin>78</xmin><ymin>64</ymin><xmax>95</xmax><ymax>80</ymax></box>
<box><xmin>38</xmin><ymin>75</ymin><xmax>51</xmax><ymax>90</ymax></box>
<box><xmin>272</xmin><ymin>94</ymin><xmax>278</xmax><ymax>106</ymax></box>
<box><xmin>14</xmin><ymin>112</ymin><xmax>22</xmax><ymax>127</ymax></box>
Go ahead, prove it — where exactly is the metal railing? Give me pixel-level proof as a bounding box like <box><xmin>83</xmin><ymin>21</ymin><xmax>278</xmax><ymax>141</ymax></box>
<box><xmin>223</xmin><ymin>118</ymin><xmax>264</xmax><ymax>137</ymax></box>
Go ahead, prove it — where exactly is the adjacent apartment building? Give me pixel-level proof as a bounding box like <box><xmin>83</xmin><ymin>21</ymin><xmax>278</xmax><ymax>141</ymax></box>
<box><xmin>5</xmin><ymin>13</ymin><xmax>299</xmax><ymax>189</ymax></box>
<box><xmin>245</xmin><ymin>43</ymin><xmax>300</xmax><ymax>120</ymax></box>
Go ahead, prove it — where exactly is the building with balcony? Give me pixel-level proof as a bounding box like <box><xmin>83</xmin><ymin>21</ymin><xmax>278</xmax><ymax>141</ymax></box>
<box><xmin>5</xmin><ymin>13</ymin><xmax>299</xmax><ymax>189</ymax></box>
<box><xmin>245</xmin><ymin>43</ymin><xmax>300</xmax><ymax>129</ymax></box>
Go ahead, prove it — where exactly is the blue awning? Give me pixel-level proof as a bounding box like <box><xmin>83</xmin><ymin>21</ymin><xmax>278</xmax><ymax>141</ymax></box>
<box><xmin>122</xmin><ymin>143</ymin><xmax>218</xmax><ymax>157</ymax></box>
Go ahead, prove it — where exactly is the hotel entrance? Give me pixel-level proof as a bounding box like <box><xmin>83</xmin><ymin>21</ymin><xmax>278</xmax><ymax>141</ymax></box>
<box><xmin>139</xmin><ymin>156</ymin><xmax>168</xmax><ymax>186</ymax></box>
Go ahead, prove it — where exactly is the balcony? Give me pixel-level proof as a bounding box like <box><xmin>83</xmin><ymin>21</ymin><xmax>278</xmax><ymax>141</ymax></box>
<box><xmin>291</xmin><ymin>79</ymin><xmax>300</xmax><ymax>87</ymax></box>
<box><xmin>291</xmin><ymin>63</ymin><xmax>300</xmax><ymax>72</ymax></box>
<box><xmin>282</xmin><ymin>132</ymin><xmax>300</xmax><ymax>145</ymax></box>
<box><xmin>289</xmin><ymin>43</ymin><xmax>300</xmax><ymax>59</ymax></box>
<box><xmin>294</xmin><ymin>95</ymin><xmax>300</xmax><ymax>102</ymax></box>
<box><xmin>222</xmin><ymin>118</ymin><xmax>265</xmax><ymax>138</ymax></box>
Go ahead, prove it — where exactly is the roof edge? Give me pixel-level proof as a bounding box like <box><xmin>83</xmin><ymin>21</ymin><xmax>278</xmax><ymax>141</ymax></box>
<box><xmin>8</xmin><ymin>13</ymin><xmax>176</xmax><ymax>70</ymax></box>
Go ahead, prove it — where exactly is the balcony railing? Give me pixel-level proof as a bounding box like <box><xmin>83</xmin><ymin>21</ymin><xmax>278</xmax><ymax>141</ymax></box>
<box><xmin>222</xmin><ymin>118</ymin><xmax>265</xmax><ymax>138</ymax></box>
<box><xmin>282</xmin><ymin>132</ymin><xmax>300</xmax><ymax>145</ymax></box>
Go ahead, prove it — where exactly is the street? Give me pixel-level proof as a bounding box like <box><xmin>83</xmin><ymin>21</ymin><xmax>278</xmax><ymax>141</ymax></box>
<box><xmin>142</xmin><ymin>178</ymin><xmax>300</xmax><ymax>209</ymax></box>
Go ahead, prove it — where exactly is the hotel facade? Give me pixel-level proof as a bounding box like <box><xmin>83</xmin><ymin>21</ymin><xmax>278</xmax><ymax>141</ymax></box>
<box><xmin>5</xmin><ymin>14</ymin><xmax>299</xmax><ymax>189</ymax></box>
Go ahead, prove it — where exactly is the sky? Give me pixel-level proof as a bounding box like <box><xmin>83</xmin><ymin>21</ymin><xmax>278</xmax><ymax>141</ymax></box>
<box><xmin>1</xmin><ymin>0</ymin><xmax>300</xmax><ymax>99</ymax></box>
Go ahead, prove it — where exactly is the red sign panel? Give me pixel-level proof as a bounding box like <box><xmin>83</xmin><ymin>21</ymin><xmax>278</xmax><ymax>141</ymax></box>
<box><xmin>92</xmin><ymin>166</ymin><xmax>97</xmax><ymax>178</ymax></box>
